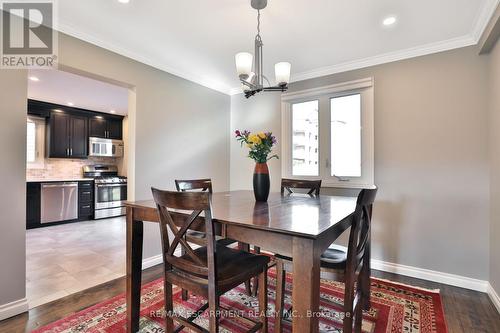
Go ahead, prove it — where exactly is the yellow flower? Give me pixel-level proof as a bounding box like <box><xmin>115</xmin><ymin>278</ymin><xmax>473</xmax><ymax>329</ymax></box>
<box><xmin>248</xmin><ymin>134</ymin><xmax>261</xmax><ymax>145</ymax></box>
<box><xmin>247</xmin><ymin>143</ymin><xmax>254</xmax><ymax>148</ymax></box>
<box><xmin>258</xmin><ymin>132</ymin><xmax>266</xmax><ymax>139</ymax></box>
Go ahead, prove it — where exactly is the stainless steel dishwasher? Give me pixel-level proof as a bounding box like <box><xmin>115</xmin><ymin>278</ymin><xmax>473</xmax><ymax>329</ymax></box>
<box><xmin>41</xmin><ymin>182</ymin><xmax>79</xmax><ymax>223</ymax></box>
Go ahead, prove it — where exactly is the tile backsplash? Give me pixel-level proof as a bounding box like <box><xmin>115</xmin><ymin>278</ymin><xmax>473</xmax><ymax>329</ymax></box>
<box><xmin>27</xmin><ymin>157</ymin><xmax>119</xmax><ymax>180</ymax></box>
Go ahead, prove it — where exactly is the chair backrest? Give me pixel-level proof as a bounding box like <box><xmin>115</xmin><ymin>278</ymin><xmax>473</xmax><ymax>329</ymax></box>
<box><xmin>346</xmin><ymin>187</ymin><xmax>377</xmax><ymax>271</ymax></box>
<box><xmin>175</xmin><ymin>178</ymin><xmax>213</xmax><ymax>193</ymax></box>
<box><xmin>281</xmin><ymin>178</ymin><xmax>322</xmax><ymax>196</ymax></box>
<box><xmin>151</xmin><ymin>188</ymin><xmax>215</xmax><ymax>277</ymax></box>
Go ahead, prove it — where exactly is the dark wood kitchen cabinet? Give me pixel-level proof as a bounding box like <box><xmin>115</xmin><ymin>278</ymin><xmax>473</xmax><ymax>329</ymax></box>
<box><xmin>89</xmin><ymin>116</ymin><xmax>122</xmax><ymax>140</ymax></box>
<box><xmin>26</xmin><ymin>182</ymin><xmax>41</xmax><ymax>229</ymax></box>
<box><xmin>78</xmin><ymin>181</ymin><xmax>94</xmax><ymax>220</ymax></box>
<box><xmin>46</xmin><ymin>111</ymin><xmax>88</xmax><ymax>158</ymax></box>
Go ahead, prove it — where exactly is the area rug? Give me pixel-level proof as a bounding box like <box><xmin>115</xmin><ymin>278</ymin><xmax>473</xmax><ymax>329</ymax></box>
<box><xmin>32</xmin><ymin>268</ymin><xmax>448</xmax><ymax>332</ymax></box>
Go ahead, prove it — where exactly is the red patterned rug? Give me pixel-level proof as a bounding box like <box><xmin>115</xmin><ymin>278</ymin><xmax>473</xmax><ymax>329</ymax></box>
<box><xmin>32</xmin><ymin>269</ymin><xmax>447</xmax><ymax>332</ymax></box>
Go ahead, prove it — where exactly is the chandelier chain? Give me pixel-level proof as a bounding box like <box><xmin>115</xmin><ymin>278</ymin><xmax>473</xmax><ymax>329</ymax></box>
<box><xmin>257</xmin><ymin>9</ymin><xmax>261</xmax><ymax>37</ymax></box>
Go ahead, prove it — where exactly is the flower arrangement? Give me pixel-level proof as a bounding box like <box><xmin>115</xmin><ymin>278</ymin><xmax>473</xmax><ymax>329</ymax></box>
<box><xmin>235</xmin><ymin>130</ymin><xmax>278</xmax><ymax>163</ymax></box>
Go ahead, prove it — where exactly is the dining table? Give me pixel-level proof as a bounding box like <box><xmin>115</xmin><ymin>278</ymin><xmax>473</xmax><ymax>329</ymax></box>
<box><xmin>124</xmin><ymin>190</ymin><xmax>358</xmax><ymax>333</ymax></box>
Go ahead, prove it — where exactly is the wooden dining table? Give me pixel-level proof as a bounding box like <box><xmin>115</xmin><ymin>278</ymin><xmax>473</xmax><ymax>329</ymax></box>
<box><xmin>124</xmin><ymin>190</ymin><xmax>357</xmax><ymax>333</ymax></box>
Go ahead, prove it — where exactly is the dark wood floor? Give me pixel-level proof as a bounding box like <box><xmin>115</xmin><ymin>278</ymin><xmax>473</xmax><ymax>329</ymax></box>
<box><xmin>0</xmin><ymin>266</ymin><xmax>499</xmax><ymax>333</ymax></box>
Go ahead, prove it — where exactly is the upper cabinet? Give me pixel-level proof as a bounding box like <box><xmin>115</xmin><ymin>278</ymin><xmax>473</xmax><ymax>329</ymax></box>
<box><xmin>47</xmin><ymin>111</ymin><xmax>88</xmax><ymax>158</ymax></box>
<box><xmin>89</xmin><ymin>116</ymin><xmax>123</xmax><ymax>140</ymax></box>
<box><xmin>28</xmin><ymin>100</ymin><xmax>124</xmax><ymax>159</ymax></box>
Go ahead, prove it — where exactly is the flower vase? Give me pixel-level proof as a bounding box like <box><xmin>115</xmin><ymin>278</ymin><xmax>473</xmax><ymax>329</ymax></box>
<box><xmin>253</xmin><ymin>162</ymin><xmax>270</xmax><ymax>202</ymax></box>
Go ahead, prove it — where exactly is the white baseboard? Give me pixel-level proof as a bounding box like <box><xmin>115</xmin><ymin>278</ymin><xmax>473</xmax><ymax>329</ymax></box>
<box><xmin>142</xmin><ymin>254</ymin><xmax>163</xmax><ymax>270</ymax></box>
<box><xmin>0</xmin><ymin>298</ymin><xmax>29</xmax><ymax>321</ymax></box>
<box><xmin>371</xmin><ymin>259</ymin><xmax>489</xmax><ymax>292</ymax></box>
<box><xmin>487</xmin><ymin>283</ymin><xmax>500</xmax><ymax>314</ymax></box>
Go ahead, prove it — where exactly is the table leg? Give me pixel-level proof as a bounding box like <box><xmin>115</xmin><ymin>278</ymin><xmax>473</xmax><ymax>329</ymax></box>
<box><xmin>292</xmin><ymin>237</ymin><xmax>320</xmax><ymax>333</ymax></box>
<box><xmin>126</xmin><ymin>208</ymin><xmax>143</xmax><ymax>333</ymax></box>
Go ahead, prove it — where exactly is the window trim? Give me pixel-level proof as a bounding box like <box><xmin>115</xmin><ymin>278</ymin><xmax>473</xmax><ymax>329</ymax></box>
<box><xmin>27</xmin><ymin>116</ymin><xmax>46</xmax><ymax>169</ymax></box>
<box><xmin>281</xmin><ymin>78</ymin><xmax>374</xmax><ymax>189</ymax></box>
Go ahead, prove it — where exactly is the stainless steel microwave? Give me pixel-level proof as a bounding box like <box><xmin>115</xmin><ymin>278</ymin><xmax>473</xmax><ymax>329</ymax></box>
<box><xmin>89</xmin><ymin>137</ymin><xmax>124</xmax><ymax>157</ymax></box>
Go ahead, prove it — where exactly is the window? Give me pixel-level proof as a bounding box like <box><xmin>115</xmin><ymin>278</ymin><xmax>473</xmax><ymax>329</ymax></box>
<box><xmin>292</xmin><ymin>100</ymin><xmax>319</xmax><ymax>176</ymax></box>
<box><xmin>27</xmin><ymin>117</ymin><xmax>45</xmax><ymax>169</ymax></box>
<box><xmin>281</xmin><ymin>78</ymin><xmax>374</xmax><ymax>188</ymax></box>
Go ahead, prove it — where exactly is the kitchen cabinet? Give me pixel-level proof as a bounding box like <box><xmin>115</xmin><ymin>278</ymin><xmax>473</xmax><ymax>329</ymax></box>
<box><xmin>26</xmin><ymin>183</ymin><xmax>41</xmax><ymax>229</ymax></box>
<box><xmin>78</xmin><ymin>181</ymin><xmax>94</xmax><ymax>220</ymax></box>
<box><xmin>89</xmin><ymin>116</ymin><xmax>123</xmax><ymax>140</ymax></box>
<box><xmin>47</xmin><ymin>111</ymin><xmax>88</xmax><ymax>158</ymax></box>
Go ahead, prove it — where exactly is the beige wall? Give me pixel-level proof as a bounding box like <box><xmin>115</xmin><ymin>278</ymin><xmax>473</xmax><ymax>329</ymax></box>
<box><xmin>230</xmin><ymin>93</ymin><xmax>282</xmax><ymax>191</ymax></box>
<box><xmin>489</xmin><ymin>38</ymin><xmax>500</xmax><ymax>294</ymax></box>
<box><xmin>0</xmin><ymin>32</ymin><xmax>230</xmax><ymax>313</ymax></box>
<box><xmin>231</xmin><ymin>46</ymin><xmax>491</xmax><ymax>280</ymax></box>
<box><xmin>0</xmin><ymin>70</ymin><xmax>28</xmax><ymax>310</ymax></box>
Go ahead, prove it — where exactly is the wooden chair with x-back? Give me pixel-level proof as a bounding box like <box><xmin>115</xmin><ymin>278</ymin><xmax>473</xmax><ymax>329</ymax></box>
<box><xmin>280</xmin><ymin>178</ymin><xmax>322</xmax><ymax>196</ymax></box>
<box><xmin>274</xmin><ymin>187</ymin><xmax>377</xmax><ymax>333</ymax></box>
<box><xmin>152</xmin><ymin>188</ymin><xmax>270</xmax><ymax>333</ymax></box>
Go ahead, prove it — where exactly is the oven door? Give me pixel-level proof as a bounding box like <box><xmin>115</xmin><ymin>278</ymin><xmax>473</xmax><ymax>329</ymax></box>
<box><xmin>95</xmin><ymin>183</ymin><xmax>127</xmax><ymax>209</ymax></box>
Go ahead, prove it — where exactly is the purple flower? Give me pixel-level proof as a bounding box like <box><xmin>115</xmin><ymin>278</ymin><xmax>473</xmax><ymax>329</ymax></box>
<box><xmin>235</xmin><ymin>130</ymin><xmax>241</xmax><ymax>137</ymax></box>
<box><xmin>271</xmin><ymin>136</ymin><xmax>277</xmax><ymax>144</ymax></box>
<box><xmin>242</xmin><ymin>130</ymin><xmax>250</xmax><ymax>137</ymax></box>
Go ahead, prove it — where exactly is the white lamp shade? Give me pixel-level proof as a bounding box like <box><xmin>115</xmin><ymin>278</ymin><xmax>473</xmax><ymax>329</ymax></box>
<box><xmin>235</xmin><ymin>52</ymin><xmax>253</xmax><ymax>78</ymax></box>
<box><xmin>275</xmin><ymin>62</ymin><xmax>291</xmax><ymax>85</ymax></box>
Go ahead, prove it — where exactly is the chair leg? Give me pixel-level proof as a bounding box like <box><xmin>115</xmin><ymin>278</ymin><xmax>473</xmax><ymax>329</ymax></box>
<box><xmin>180</xmin><ymin>247</ymin><xmax>189</xmax><ymax>301</ymax></box>
<box><xmin>354</xmin><ymin>302</ymin><xmax>363</xmax><ymax>333</ymax></box>
<box><xmin>361</xmin><ymin>245</ymin><xmax>371</xmax><ymax>310</ymax></box>
<box><xmin>274</xmin><ymin>259</ymin><xmax>286</xmax><ymax>333</ymax></box>
<box><xmin>251</xmin><ymin>246</ymin><xmax>261</xmax><ymax>296</ymax></box>
<box><xmin>207</xmin><ymin>293</ymin><xmax>220</xmax><ymax>333</ymax></box>
<box><xmin>239</xmin><ymin>242</ymin><xmax>253</xmax><ymax>296</ymax></box>
<box><xmin>164</xmin><ymin>279</ymin><xmax>174</xmax><ymax>333</ymax></box>
<box><xmin>258</xmin><ymin>268</ymin><xmax>268</xmax><ymax>333</ymax></box>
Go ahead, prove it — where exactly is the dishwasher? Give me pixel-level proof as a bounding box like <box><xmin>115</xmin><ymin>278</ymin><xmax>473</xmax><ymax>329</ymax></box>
<box><xmin>41</xmin><ymin>182</ymin><xmax>79</xmax><ymax>223</ymax></box>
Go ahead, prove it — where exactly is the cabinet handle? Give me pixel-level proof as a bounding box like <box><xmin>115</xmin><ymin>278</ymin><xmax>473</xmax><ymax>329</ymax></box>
<box><xmin>82</xmin><ymin>205</ymin><xmax>91</xmax><ymax>209</ymax></box>
<box><xmin>70</xmin><ymin>148</ymin><xmax>73</xmax><ymax>156</ymax></box>
<box><xmin>82</xmin><ymin>191</ymin><xmax>91</xmax><ymax>195</ymax></box>
<box><xmin>66</xmin><ymin>148</ymin><xmax>69</xmax><ymax>156</ymax></box>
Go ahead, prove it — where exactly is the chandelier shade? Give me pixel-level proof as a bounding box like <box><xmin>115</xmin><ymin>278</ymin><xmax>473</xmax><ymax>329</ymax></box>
<box><xmin>235</xmin><ymin>52</ymin><xmax>253</xmax><ymax>79</ymax></box>
<box><xmin>275</xmin><ymin>62</ymin><xmax>291</xmax><ymax>86</ymax></box>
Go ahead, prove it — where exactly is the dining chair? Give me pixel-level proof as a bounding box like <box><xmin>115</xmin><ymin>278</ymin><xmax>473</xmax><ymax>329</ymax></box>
<box><xmin>281</xmin><ymin>178</ymin><xmax>322</xmax><ymax>196</ymax></box>
<box><xmin>174</xmin><ymin>178</ymin><xmax>237</xmax><ymax>300</ymax></box>
<box><xmin>274</xmin><ymin>187</ymin><xmax>377</xmax><ymax>333</ymax></box>
<box><xmin>152</xmin><ymin>188</ymin><xmax>270</xmax><ymax>333</ymax></box>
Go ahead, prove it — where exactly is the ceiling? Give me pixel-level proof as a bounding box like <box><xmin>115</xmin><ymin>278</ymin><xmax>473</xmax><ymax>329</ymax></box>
<box><xmin>57</xmin><ymin>0</ymin><xmax>499</xmax><ymax>95</ymax></box>
<box><xmin>28</xmin><ymin>69</ymin><xmax>129</xmax><ymax>115</ymax></box>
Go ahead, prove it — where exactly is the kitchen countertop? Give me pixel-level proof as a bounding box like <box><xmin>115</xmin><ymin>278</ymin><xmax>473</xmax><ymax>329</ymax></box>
<box><xmin>27</xmin><ymin>178</ymin><xmax>94</xmax><ymax>183</ymax></box>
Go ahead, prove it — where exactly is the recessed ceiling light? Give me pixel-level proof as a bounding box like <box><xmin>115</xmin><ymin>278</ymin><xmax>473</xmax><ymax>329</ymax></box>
<box><xmin>67</xmin><ymin>102</ymin><xmax>74</xmax><ymax>106</ymax></box>
<box><xmin>118</xmin><ymin>0</ymin><xmax>130</xmax><ymax>3</ymax></box>
<box><xmin>29</xmin><ymin>76</ymin><xmax>39</xmax><ymax>82</ymax></box>
<box><xmin>383</xmin><ymin>16</ymin><xmax>397</xmax><ymax>26</ymax></box>
<box><xmin>110</xmin><ymin>110</ymin><xmax>116</xmax><ymax>113</ymax></box>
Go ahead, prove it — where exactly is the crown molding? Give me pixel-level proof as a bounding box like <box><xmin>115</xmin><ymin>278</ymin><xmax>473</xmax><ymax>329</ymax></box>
<box><xmin>471</xmin><ymin>0</ymin><xmax>500</xmax><ymax>42</ymax></box>
<box><xmin>57</xmin><ymin>22</ymin><xmax>233</xmax><ymax>96</ymax></box>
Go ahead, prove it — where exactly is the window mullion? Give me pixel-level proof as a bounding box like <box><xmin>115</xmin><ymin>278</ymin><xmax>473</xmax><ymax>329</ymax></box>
<box><xmin>318</xmin><ymin>97</ymin><xmax>330</xmax><ymax>180</ymax></box>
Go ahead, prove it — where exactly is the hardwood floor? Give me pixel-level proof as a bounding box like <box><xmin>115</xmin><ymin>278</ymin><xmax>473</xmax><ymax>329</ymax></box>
<box><xmin>0</xmin><ymin>266</ymin><xmax>499</xmax><ymax>333</ymax></box>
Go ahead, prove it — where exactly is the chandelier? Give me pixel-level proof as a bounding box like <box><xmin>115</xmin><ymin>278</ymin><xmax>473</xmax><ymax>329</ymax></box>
<box><xmin>235</xmin><ymin>0</ymin><xmax>291</xmax><ymax>98</ymax></box>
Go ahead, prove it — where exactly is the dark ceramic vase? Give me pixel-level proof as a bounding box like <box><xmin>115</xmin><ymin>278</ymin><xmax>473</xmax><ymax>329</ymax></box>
<box><xmin>253</xmin><ymin>162</ymin><xmax>270</xmax><ymax>202</ymax></box>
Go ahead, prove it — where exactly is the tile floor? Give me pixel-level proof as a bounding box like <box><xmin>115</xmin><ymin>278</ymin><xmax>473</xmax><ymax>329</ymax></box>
<box><xmin>26</xmin><ymin>217</ymin><xmax>126</xmax><ymax>308</ymax></box>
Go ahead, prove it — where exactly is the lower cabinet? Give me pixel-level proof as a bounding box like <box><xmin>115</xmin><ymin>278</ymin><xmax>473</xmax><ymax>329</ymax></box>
<box><xmin>26</xmin><ymin>183</ymin><xmax>41</xmax><ymax>229</ymax></box>
<box><xmin>26</xmin><ymin>181</ymin><xmax>95</xmax><ymax>229</ymax></box>
<box><xmin>78</xmin><ymin>181</ymin><xmax>94</xmax><ymax>220</ymax></box>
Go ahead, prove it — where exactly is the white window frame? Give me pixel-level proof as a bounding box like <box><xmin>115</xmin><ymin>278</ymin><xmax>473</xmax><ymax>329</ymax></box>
<box><xmin>281</xmin><ymin>78</ymin><xmax>374</xmax><ymax>189</ymax></box>
<box><xmin>27</xmin><ymin>116</ymin><xmax>45</xmax><ymax>169</ymax></box>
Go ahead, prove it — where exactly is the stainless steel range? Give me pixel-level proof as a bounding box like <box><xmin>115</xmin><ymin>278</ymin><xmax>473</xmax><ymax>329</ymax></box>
<box><xmin>83</xmin><ymin>165</ymin><xmax>127</xmax><ymax>219</ymax></box>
